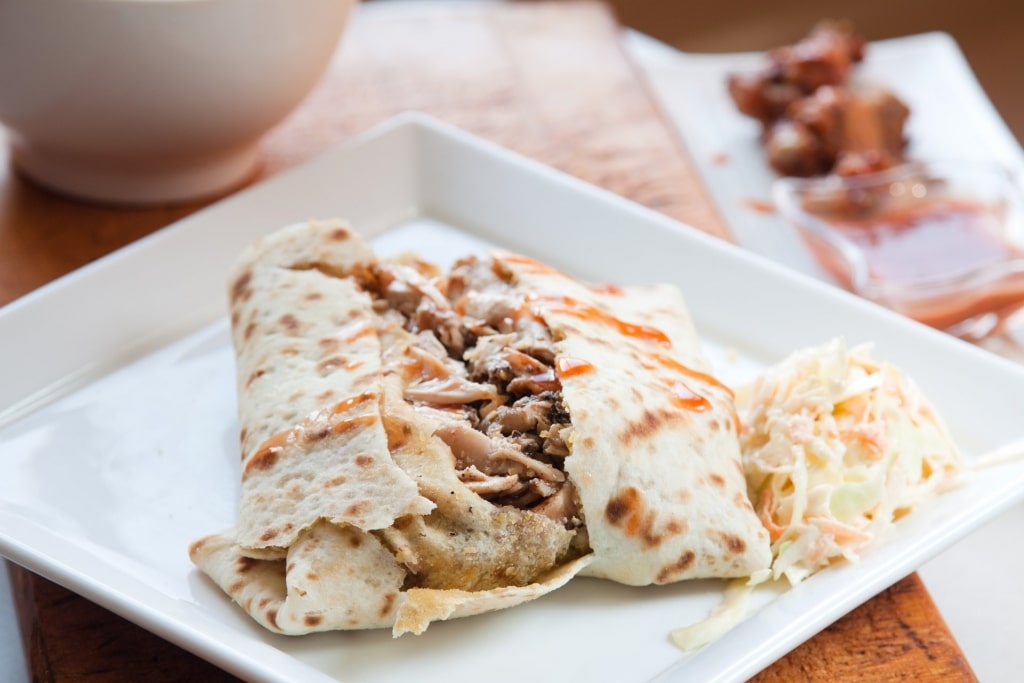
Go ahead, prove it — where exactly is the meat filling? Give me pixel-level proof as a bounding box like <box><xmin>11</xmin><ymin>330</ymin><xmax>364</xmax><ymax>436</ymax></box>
<box><xmin>355</xmin><ymin>256</ymin><xmax>582</xmax><ymax>530</ymax></box>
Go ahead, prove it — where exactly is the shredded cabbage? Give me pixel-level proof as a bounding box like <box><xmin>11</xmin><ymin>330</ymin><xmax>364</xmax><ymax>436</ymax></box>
<box><xmin>739</xmin><ymin>338</ymin><xmax>966</xmax><ymax>586</ymax></box>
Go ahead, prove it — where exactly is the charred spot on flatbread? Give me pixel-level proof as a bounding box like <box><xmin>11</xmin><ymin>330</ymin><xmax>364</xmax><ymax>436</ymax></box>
<box><xmin>718</xmin><ymin>532</ymin><xmax>747</xmax><ymax>555</ymax></box>
<box><xmin>656</xmin><ymin>550</ymin><xmax>697</xmax><ymax>584</ymax></box>
<box><xmin>230</xmin><ymin>269</ymin><xmax>254</xmax><ymax>304</ymax></box>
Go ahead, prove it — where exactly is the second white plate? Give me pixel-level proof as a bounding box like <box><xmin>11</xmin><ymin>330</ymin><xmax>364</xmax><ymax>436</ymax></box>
<box><xmin>632</xmin><ymin>31</ymin><xmax>1024</xmax><ymax>281</ymax></box>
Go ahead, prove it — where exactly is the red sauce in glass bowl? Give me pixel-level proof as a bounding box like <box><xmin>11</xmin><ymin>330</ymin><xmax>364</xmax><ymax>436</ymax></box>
<box><xmin>802</xmin><ymin>198</ymin><xmax>1024</xmax><ymax>330</ymax></box>
<box><xmin>830</xmin><ymin>198</ymin><xmax>1020</xmax><ymax>284</ymax></box>
<box><xmin>775</xmin><ymin>161</ymin><xmax>1024</xmax><ymax>335</ymax></box>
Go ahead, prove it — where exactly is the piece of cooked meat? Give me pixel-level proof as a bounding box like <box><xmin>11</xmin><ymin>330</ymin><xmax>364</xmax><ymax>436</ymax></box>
<box><xmin>365</xmin><ymin>255</ymin><xmax>582</xmax><ymax>531</ymax></box>
<box><xmin>728</xmin><ymin>21</ymin><xmax>909</xmax><ymax>178</ymax></box>
<box><xmin>727</xmin><ymin>20</ymin><xmax>864</xmax><ymax>124</ymax></box>
<box><xmin>837</xmin><ymin>85</ymin><xmax>909</xmax><ymax>162</ymax></box>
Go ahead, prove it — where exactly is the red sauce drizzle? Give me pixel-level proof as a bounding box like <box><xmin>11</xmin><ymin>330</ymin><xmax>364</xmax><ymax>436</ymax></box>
<box><xmin>331</xmin><ymin>392</ymin><xmax>377</xmax><ymax>415</ymax></box>
<box><xmin>742</xmin><ymin>198</ymin><xmax>776</xmax><ymax>214</ymax></box>
<box><xmin>807</xmin><ymin>198</ymin><xmax>1024</xmax><ymax>329</ymax></box>
<box><xmin>643</xmin><ymin>353</ymin><xmax>739</xmax><ymax>424</ymax></box>
<box><xmin>528</xmin><ymin>294</ymin><xmax>672</xmax><ymax>347</ymax></box>
<box><xmin>499</xmin><ymin>254</ymin><xmax>563</xmax><ymax>275</ymax></box>
<box><xmin>555</xmin><ymin>356</ymin><xmax>595</xmax><ymax>378</ymax></box>
<box><xmin>830</xmin><ymin>198</ymin><xmax>1016</xmax><ymax>284</ymax></box>
<box><xmin>589</xmin><ymin>282</ymin><xmax>624</xmax><ymax>296</ymax></box>
<box><xmin>645</xmin><ymin>353</ymin><xmax>734</xmax><ymax>399</ymax></box>
<box><xmin>340</xmin><ymin>324</ymin><xmax>375</xmax><ymax>344</ymax></box>
<box><xmin>667</xmin><ymin>381</ymin><xmax>711</xmax><ymax>411</ymax></box>
<box><xmin>332</xmin><ymin>415</ymin><xmax>377</xmax><ymax>434</ymax></box>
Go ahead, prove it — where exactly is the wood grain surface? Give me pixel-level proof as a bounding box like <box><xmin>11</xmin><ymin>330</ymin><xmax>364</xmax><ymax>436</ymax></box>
<box><xmin>0</xmin><ymin>1</ymin><xmax>976</xmax><ymax>681</ymax></box>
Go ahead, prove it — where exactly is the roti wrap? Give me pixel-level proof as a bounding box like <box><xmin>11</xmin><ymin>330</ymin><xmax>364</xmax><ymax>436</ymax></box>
<box><xmin>190</xmin><ymin>219</ymin><xmax>769</xmax><ymax>635</ymax></box>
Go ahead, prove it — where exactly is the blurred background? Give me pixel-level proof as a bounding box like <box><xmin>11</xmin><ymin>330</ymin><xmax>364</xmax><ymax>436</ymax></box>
<box><xmin>597</xmin><ymin>0</ymin><xmax>1024</xmax><ymax>144</ymax></box>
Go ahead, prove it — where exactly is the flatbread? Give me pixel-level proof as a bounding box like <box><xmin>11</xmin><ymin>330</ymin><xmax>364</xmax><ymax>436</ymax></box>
<box><xmin>191</xmin><ymin>220</ymin><xmax>770</xmax><ymax>636</ymax></box>
<box><xmin>226</xmin><ymin>221</ymin><xmax>433</xmax><ymax>555</ymax></box>
<box><xmin>500</xmin><ymin>257</ymin><xmax>771</xmax><ymax>583</ymax></box>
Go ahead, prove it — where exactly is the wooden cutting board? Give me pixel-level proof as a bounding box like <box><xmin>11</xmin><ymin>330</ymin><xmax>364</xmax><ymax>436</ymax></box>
<box><xmin>0</xmin><ymin>1</ymin><xmax>976</xmax><ymax>681</ymax></box>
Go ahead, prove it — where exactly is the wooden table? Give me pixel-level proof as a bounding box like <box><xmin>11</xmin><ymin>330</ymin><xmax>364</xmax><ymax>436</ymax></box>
<box><xmin>0</xmin><ymin>2</ymin><xmax>977</xmax><ymax>681</ymax></box>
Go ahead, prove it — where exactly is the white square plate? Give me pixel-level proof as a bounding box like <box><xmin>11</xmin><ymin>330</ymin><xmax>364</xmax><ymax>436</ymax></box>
<box><xmin>633</xmin><ymin>32</ymin><xmax>1024</xmax><ymax>282</ymax></box>
<box><xmin>2</xmin><ymin>114</ymin><xmax>1023</xmax><ymax>683</ymax></box>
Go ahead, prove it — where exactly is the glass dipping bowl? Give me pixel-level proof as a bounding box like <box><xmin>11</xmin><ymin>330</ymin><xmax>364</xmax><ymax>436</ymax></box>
<box><xmin>773</xmin><ymin>160</ymin><xmax>1024</xmax><ymax>334</ymax></box>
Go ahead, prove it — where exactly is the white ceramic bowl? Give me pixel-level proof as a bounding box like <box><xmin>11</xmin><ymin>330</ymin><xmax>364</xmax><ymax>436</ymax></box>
<box><xmin>0</xmin><ymin>0</ymin><xmax>355</xmax><ymax>205</ymax></box>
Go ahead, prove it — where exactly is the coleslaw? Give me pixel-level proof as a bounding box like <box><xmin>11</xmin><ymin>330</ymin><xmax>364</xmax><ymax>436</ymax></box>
<box><xmin>671</xmin><ymin>338</ymin><xmax>967</xmax><ymax>650</ymax></box>
<box><xmin>738</xmin><ymin>337</ymin><xmax>966</xmax><ymax>586</ymax></box>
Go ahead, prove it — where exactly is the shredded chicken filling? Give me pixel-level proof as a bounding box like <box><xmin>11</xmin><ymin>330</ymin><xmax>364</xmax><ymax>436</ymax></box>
<box><xmin>354</xmin><ymin>256</ymin><xmax>583</xmax><ymax>531</ymax></box>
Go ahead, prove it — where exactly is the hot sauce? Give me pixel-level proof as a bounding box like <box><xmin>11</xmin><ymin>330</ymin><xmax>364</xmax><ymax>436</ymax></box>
<box><xmin>831</xmin><ymin>198</ymin><xmax>1017</xmax><ymax>284</ymax></box>
<box><xmin>528</xmin><ymin>293</ymin><xmax>672</xmax><ymax>347</ymax></box>
<box><xmin>555</xmin><ymin>356</ymin><xmax>595</xmax><ymax>378</ymax></box>
<box><xmin>812</xmin><ymin>197</ymin><xmax>1024</xmax><ymax>330</ymax></box>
